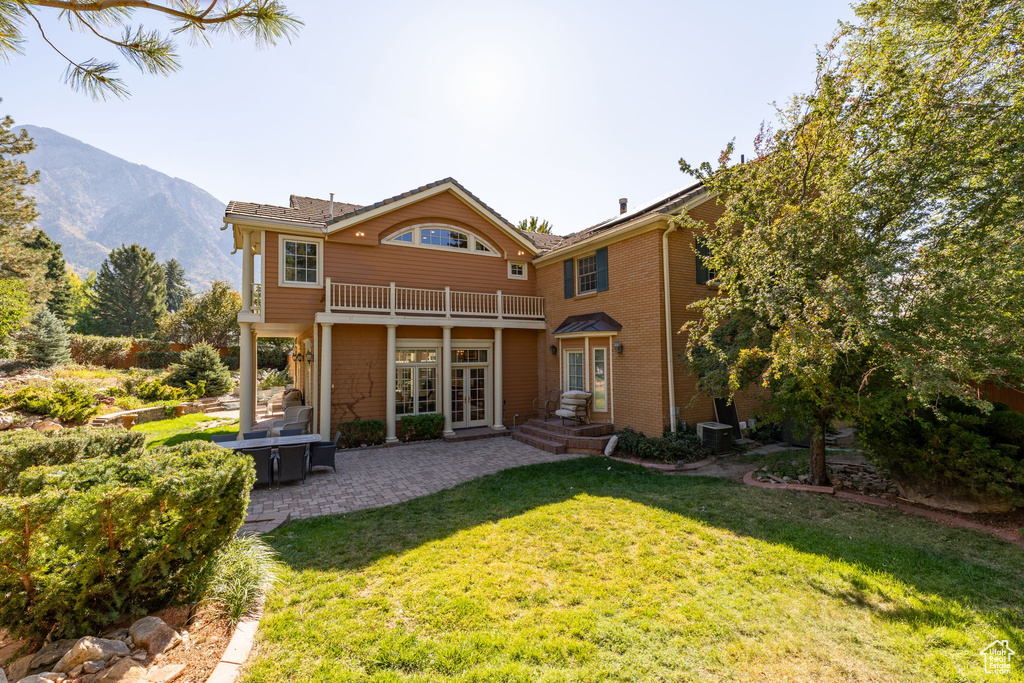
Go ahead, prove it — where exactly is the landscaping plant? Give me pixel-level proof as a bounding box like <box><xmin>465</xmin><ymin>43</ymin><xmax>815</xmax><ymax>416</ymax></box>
<box><xmin>336</xmin><ymin>419</ymin><xmax>386</xmax><ymax>448</ymax></box>
<box><xmin>4</xmin><ymin>379</ymin><xmax>100</xmax><ymax>423</ymax></box>
<box><xmin>200</xmin><ymin>534</ymin><xmax>282</xmax><ymax>626</ymax></box>
<box><xmin>16</xmin><ymin>307</ymin><xmax>71</xmax><ymax>367</ymax></box>
<box><xmin>613</xmin><ymin>427</ymin><xmax>712</xmax><ymax>464</ymax></box>
<box><xmin>69</xmin><ymin>334</ymin><xmax>134</xmax><ymax>367</ymax></box>
<box><xmin>165</xmin><ymin>342</ymin><xmax>232</xmax><ymax>397</ymax></box>
<box><xmin>400</xmin><ymin>413</ymin><xmax>444</xmax><ymax>442</ymax></box>
<box><xmin>0</xmin><ymin>438</ymin><xmax>254</xmax><ymax>639</ymax></box>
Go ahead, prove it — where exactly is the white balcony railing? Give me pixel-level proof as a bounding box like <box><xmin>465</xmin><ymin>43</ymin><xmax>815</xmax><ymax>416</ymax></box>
<box><xmin>326</xmin><ymin>279</ymin><xmax>544</xmax><ymax>320</ymax></box>
<box><xmin>250</xmin><ymin>283</ymin><xmax>262</xmax><ymax>315</ymax></box>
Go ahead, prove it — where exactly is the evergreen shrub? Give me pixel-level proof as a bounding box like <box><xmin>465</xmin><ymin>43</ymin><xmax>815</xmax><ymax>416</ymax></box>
<box><xmin>18</xmin><ymin>308</ymin><xmax>71</xmax><ymax>367</ymax></box>
<box><xmin>400</xmin><ymin>413</ymin><xmax>444</xmax><ymax>442</ymax></box>
<box><xmin>336</xmin><ymin>419</ymin><xmax>386</xmax><ymax>448</ymax></box>
<box><xmin>0</xmin><ymin>427</ymin><xmax>144</xmax><ymax>494</ymax></box>
<box><xmin>69</xmin><ymin>334</ymin><xmax>135</xmax><ymax>367</ymax></box>
<box><xmin>6</xmin><ymin>379</ymin><xmax>99</xmax><ymax>424</ymax></box>
<box><xmin>165</xmin><ymin>342</ymin><xmax>232</xmax><ymax>396</ymax></box>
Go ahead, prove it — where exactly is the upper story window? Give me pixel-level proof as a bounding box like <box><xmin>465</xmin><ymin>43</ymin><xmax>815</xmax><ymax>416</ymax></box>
<box><xmin>695</xmin><ymin>237</ymin><xmax>718</xmax><ymax>285</ymax></box>
<box><xmin>383</xmin><ymin>224</ymin><xmax>500</xmax><ymax>257</ymax></box>
<box><xmin>508</xmin><ymin>261</ymin><xmax>527</xmax><ymax>280</ymax></box>
<box><xmin>576</xmin><ymin>255</ymin><xmax>597</xmax><ymax>294</ymax></box>
<box><xmin>562</xmin><ymin>246</ymin><xmax>608</xmax><ymax>299</ymax></box>
<box><xmin>279</xmin><ymin>235</ymin><xmax>323</xmax><ymax>288</ymax></box>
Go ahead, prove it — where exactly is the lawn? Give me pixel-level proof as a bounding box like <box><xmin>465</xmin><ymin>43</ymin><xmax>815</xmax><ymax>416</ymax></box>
<box><xmin>243</xmin><ymin>458</ymin><xmax>1024</xmax><ymax>682</ymax></box>
<box><xmin>132</xmin><ymin>413</ymin><xmax>239</xmax><ymax>448</ymax></box>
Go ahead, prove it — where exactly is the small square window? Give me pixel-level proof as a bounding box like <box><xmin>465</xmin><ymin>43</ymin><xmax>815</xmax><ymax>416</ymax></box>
<box><xmin>508</xmin><ymin>261</ymin><xmax>527</xmax><ymax>280</ymax></box>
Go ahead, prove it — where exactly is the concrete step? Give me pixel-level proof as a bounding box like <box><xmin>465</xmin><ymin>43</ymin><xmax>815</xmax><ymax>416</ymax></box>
<box><xmin>512</xmin><ymin>431</ymin><xmax>567</xmax><ymax>455</ymax></box>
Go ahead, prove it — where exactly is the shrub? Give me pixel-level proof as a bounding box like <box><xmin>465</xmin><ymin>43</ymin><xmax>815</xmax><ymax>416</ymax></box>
<box><xmin>17</xmin><ymin>308</ymin><xmax>72</xmax><ymax>367</ymax></box>
<box><xmin>258</xmin><ymin>367</ymin><xmax>291</xmax><ymax>389</ymax></box>
<box><xmin>136</xmin><ymin>348</ymin><xmax>182</xmax><ymax>369</ymax></box>
<box><xmin>69</xmin><ymin>334</ymin><xmax>134</xmax><ymax>367</ymax></box>
<box><xmin>400</xmin><ymin>413</ymin><xmax>444</xmax><ymax>442</ymax></box>
<box><xmin>0</xmin><ymin>427</ymin><xmax>144</xmax><ymax>495</ymax></box>
<box><xmin>199</xmin><ymin>535</ymin><xmax>281</xmax><ymax>626</ymax></box>
<box><xmin>0</xmin><ymin>440</ymin><xmax>254</xmax><ymax>639</ymax></box>
<box><xmin>861</xmin><ymin>399</ymin><xmax>1024</xmax><ymax>504</ymax></box>
<box><xmin>8</xmin><ymin>379</ymin><xmax>100</xmax><ymax>424</ymax></box>
<box><xmin>221</xmin><ymin>355</ymin><xmax>240</xmax><ymax>371</ymax></box>
<box><xmin>336</xmin><ymin>419</ymin><xmax>387</xmax><ymax>448</ymax></box>
<box><xmin>613</xmin><ymin>427</ymin><xmax>712</xmax><ymax>463</ymax></box>
<box><xmin>165</xmin><ymin>342</ymin><xmax>233</xmax><ymax>397</ymax></box>
<box><xmin>257</xmin><ymin>342</ymin><xmax>290</xmax><ymax>371</ymax></box>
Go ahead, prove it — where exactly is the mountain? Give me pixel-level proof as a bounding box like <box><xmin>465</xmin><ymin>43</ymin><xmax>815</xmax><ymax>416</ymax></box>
<box><xmin>19</xmin><ymin>125</ymin><xmax>239</xmax><ymax>289</ymax></box>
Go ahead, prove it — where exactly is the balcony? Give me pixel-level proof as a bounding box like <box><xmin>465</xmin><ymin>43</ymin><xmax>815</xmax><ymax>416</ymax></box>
<box><xmin>251</xmin><ymin>283</ymin><xmax>262</xmax><ymax>315</ymax></box>
<box><xmin>326</xmin><ymin>279</ymin><xmax>544</xmax><ymax>320</ymax></box>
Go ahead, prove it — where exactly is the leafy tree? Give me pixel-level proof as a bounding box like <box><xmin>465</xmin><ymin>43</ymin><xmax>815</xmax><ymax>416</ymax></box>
<box><xmin>0</xmin><ymin>278</ymin><xmax>32</xmax><ymax>342</ymax></box>
<box><xmin>17</xmin><ymin>308</ymin><xmax>72</xmax><ymax>367</ymax></box>
<box><xmin>0</xmin><ymin>109</ymin><xmax>46</xmax><ymax>303</ymax></box>
<box><xmin>166</xmin><ymin>342</ymin><xmax>233</xmax><ymax>397</ymax></box>
<box><xmin>92</xmin><ymin>244</ymin><xmax>167</xmax><ymax>337</ymax></box>
<box><xmin>163</xmin><ymin>259</ymin><xmax>192</xmax><ymax>313</ymax></box>
<box><xmin>678</xmin><ymin>0</ymin><xmax>1024</xmax><ymax>485</ymax></box>
<box><xmin>2</xmin><ymin>1</ymin><xmax>301</xmax><ymax>99</ymax></box>
<box><xmin>160</xmin><ymin>280</ymin><xmax>240</xmax><ymax>347</ymax></box>
<box><xmin>24</xmin><ymin>229</ymin><xmax>76</xmax><ymax>322</ymax></box>
<box><xmin>517</xmin><ymin>217</ymin><xmax>554</xmax><ymax>234</ymax></box>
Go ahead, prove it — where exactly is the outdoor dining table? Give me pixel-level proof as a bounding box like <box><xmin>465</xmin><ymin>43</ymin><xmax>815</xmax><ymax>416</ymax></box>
<box><xmin>220</xmin><ymin>433</ymin><xmax>323</xmax><ymax>451</ymax></box>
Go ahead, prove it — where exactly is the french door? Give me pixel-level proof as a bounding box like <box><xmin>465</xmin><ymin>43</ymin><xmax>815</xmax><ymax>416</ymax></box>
<box><xmin>451</xmin><ymin>366</ymin><xmax>488</xmax><ymax>428</ymax></box>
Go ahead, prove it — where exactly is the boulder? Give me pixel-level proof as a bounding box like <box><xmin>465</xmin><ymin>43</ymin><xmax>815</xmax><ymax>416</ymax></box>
<box><xmin>31</xmin><ymin>420</ymin><xmax>62</xmax><ymax>433</ymax></box>
<box><xmin>0</xmin><ymin>664</ymin><xmax>6</xmax><ymax>682</ymax></box>
<box><xmin>29</xmin><ymin>640</ymin><xmax>78</xmax><ymax>671</ymax></box>
<box><xmin>128</xmin><ymin>618</ymin><xmax>180</xmax><ymax>658</ymax></box>
<box><xmin>7</xmin><ymin>654</ymin><xmax>33</xmax><ymax>681</ymax></box>
<box><xmin>93</xmin><ymin>658</ymin><xmax>144</xmax><ymax>683</ymax></box>
<box><xmin>53</xmin><ymin>638</ymin><xmax>130</xmax><ymax>673</ymax></box>
<box><xmin>0</xmin><ymin>414</ymin><xmax>13</xmax><ymax>430</ymax></box>
<box><xmin>142</xmin><ymin>664</ymin><xmax>185</xmax><ymax>683</ymax></box>
<box><xmin>82</xmin><ymin>660</ymin><xmax>106</xmax><ymax>674</ymax></box>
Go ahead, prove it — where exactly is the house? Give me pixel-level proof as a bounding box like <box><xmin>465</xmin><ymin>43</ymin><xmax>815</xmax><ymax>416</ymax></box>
<box><xmin>223</xmin><ymin>177</ymin><xmax>762</xmax><ymax>444</ymax></box>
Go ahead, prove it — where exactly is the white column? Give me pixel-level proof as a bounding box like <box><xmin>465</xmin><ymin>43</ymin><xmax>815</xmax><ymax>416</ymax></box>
<box><xmin>241</xmin><ymin>230</ymin><xmax>253</xmax><ymax>313</ymax></box>
<box><xmin>492</xmin><ymin>327</ymin><xmax>504</xmax><ymax>429</ymax></box>
<box><xmin>319</xmin><ymin>323</ymin><xmax>333</xmax><ymax>441</ymax></box>
<box><xmin>239</xmin><ymin>322</ymin><xmax>254</xmax><ymax>434</ymax></box>
<box><xmin>385</xmin><ymin>324</ymin><xmax>398</xmax><ymax>443</ymax></box>
<box><xmin>442</xmin><ymin>326</ymin><xmax>453</xmax><ymax>436</ymax></box>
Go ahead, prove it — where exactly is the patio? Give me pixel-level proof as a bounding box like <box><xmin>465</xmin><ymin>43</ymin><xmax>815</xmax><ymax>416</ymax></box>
<box><xmin>241</xmin><ymin>437</ymin><xmax>582</xmax><ymax>534</ymax></box>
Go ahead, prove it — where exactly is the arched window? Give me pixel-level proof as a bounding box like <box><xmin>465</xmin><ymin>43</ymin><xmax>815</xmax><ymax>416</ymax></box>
<box><xmin>382</xmin><ymin>224</ymin><xmax>500</xmax><ymax>257</ymax></box>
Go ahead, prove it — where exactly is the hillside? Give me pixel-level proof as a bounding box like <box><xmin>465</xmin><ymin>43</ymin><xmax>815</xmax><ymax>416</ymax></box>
<box><xmin>19</xmin><ymin>125</ymin><xmax>239</xmax><ymax>289</ymax></box>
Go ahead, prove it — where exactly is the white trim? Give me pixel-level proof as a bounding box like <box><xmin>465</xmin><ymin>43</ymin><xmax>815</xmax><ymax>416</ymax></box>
<box><xmin>326</xmin><ymin>181</ymin><xmax>540</xmax><ymax>255</ymax></box>
<box><xmin>593</xmin><ymin>346</ymin><xmax>608</xmax><ymax>412</ymax></box>
<box><xmin>575</xmin><ymin>253</ymin><xmax>598</xmax><ymax>295</ymax></box>
<box><xmin>564</xmin><ymin>348</ymin><xmax>584</xmax><ymax>393</ymax></box>
<box><xmin>507</xmin><ymin>261</ymin><xmax>527</xmax><ymax>280</ymax></box>
<box><xmin>278</xmin><ymin>234</ymin><xmax>324</xmax><ymax>289</ymax></box>
<box><xmin>382</xmin><ymin>223</ymin><xmax>502</xmax><ymax>258</ymax></box>
<box><xmin>313</xmin><ymin>312</ymin><xmax>545</xmax><ymax>329</ymax></box>
<box><xmin>552</xmin><ymin>331</ymin><xmax>618</xmax><ymax>339</ymax></box>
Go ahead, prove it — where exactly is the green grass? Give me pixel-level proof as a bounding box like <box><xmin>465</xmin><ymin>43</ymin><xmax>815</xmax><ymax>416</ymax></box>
<box><xmin>241</xmin><ymin>458</ymin><xmax>1024</xmax><ymax>682</ymax></box>
<box><xmin>132</xmin><ymin>413</ymin><xmax>238</xmax><ymax>448</ymax></box>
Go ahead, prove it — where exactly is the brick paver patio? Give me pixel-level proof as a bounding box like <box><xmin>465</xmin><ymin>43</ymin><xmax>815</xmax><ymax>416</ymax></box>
<box><xmin>241</xmin><ymin>437</ymin><xmax>582</xmax><ymax>533</ymax></box>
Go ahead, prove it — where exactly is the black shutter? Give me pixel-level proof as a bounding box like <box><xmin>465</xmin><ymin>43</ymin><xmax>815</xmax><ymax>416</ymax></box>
<box><xmin>696</xmin><ymin>238</ymin><xmax>712</xmax><ymax>285</ymax></box>
<box><xmin>563</xmin><ymin>259</ymin><xmax>575</xmax><ymax>298</ymax></box>
<box><xmin>595</xmin><ymin>247</ymin><xmax>609</xmax><ymax>292</ymax></box>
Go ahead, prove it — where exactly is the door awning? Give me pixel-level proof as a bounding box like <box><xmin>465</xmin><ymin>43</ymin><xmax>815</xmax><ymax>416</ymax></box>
<box><xmin>552</xmin><ymin>312</ymin><xmax>623</xmax><ymax>335</ymax></box>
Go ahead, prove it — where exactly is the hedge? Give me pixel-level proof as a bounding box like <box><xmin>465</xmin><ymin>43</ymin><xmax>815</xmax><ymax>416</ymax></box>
<box><xmin>0</xmin><ymin>439</ymin><xmax>254</xmax><ymax>639</ymax></box>
<box><xmin>400</xmin><ymin>413</ymin><xmax>444</xmax><ymax>442</ymax></box>
<box><xmin>69</xmin><ymin>334</ymin><xmax>134</xmax><ymax>367</ymax></box>
<box><xmin>336</xmin><ymin>419</ymin><xmax>386</xmax><ymax>448</ymax></box>
<box><xmin>136</xmin><ymin>349</ymin><xmax>182</xmax><ymax>369</ymax></box>
<box><xmin>614</xmin><ymin>427</ymin><xmax>712</xmax><ymax>463</ymax></box>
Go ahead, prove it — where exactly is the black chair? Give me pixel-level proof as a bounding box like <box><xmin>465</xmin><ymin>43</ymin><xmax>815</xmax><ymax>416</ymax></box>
<box><xmin>279</xmin><ymin>428</ymin><xmax>305</xmax><ymax>437</ymax></box>
<box><xmin>210</xmin><ymin>433</ymin><xmax>237</xmax><ymax>444</ymax></box>
<box><xmin>277</xmin><ymin>444</ymin><xmax>307</xmax><ymax>487</ymax></box>
<box><xmin>309</xmin><ymin>431</ymin><xmax>340</xmax><ymax>473</ymax></box>
<box><xmin>242</xmin><ymin>447</ymin><xmax>273</xmax><ymax>488</ymax></box>
<box><xmin>243</xmin><ymin>430</ymin><xmax>269</xmax><ymax>440</ymax></box>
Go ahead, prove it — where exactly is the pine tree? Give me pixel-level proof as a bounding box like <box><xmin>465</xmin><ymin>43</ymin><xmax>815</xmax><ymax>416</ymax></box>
<box><xmin>92</xmin><ymin>244</ymin><xmax>168</xmax><ymax>337</ymax></box>
<box><xmin>0</xmin><ymin>108</ymin><xmax>47</xmax><ymax>303</ymax></box>
<box><xmin>0</xmin><ymin>278</ymin><xmax>31</xmax><ymax>342</ymax></box>
<box><xmin>25</xmin><ymin>229</ymin><xmax>75</xmax><ymax>322</ymax></box>
<box><xmin>165</xmin><ymin>342</ymin><xmax>232</xmax><ymax>397</ymax></box>
<box><xmin>17</xmin><ymin>308</ymin><xmax>71</xmax><ymax>367</ymax></box>
<box><xmin>163</xmin><ymin>259</ymin><xmax>192</xmax><ymax>313</ymax></box>
<box><xmin>516</xmin><ymin>217</ymin><xmax>554</xmax><ymax>234</ymax></box>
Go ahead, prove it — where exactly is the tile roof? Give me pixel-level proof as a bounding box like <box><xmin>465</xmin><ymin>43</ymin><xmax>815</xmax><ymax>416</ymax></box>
<box><xmin>289</xmin><ymin>195</ymin><xmax>363</xmax><ymax>221</ymax></box>
<box><xmin>224</xmin><ymin>195</ymin><xmax>362</xmax><ymax>226</ymax></box>
<box><xmin>517</xmin><ymin>230</ymin><xmax>563</xmax><ymax>250</ymax></box>
<box><xmin>553</xmin><ymin>312</ymin><xmax>623</xmax><ymax>335</ymax></box>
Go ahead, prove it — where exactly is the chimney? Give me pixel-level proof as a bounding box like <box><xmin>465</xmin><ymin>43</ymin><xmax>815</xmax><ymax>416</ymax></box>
<box><xmin>740</xmin><ymin>154</ymin><xmax>745</xmax><ymax>164</ymax></box>
<box><xmin>328</xmin><ymin>192</ymin><xmax>334</xmax><ymax>219</ymax></box>
<box><xmin>619</xmin><ymin>198</ymin><xmax>628</xmax><ymax>214</ymax></box>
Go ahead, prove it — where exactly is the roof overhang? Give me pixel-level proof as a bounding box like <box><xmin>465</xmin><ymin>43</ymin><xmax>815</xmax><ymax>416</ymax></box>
<box><xmin>324</xmin><ymin>181</ymin><xmax>540</xmax><ymax>256</ymax></box>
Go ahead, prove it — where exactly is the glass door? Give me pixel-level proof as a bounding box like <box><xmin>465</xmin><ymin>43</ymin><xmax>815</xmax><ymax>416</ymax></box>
<box><xmin>451</xmin><ymin>366</ymin><xmax>489</xmax><ymax>428</ymax></box>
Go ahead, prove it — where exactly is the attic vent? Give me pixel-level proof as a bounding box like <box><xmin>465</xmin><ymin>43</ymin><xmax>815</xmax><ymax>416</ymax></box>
<box><xmin>619</xmin><ymin>198</ymin><xmax>627</xmax><ymax>214</ymax></box>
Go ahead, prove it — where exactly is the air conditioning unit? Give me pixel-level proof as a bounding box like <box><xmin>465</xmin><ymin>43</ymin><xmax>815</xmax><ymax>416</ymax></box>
<box><xmin>697</xmin><ymin>421</ymin><xmax>733</xmax><ymax>454</ymax></box>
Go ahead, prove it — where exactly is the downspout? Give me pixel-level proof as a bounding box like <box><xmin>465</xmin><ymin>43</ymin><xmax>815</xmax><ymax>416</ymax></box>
<box><xmin>662</xmin><ymin>221</ymin><xmax>678</xmax><ymax>433</ymax></box>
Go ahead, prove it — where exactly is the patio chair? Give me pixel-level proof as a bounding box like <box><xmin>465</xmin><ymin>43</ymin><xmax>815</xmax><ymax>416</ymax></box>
<box><xmin>279</xmin><ymin>428</ymin><xmax>305</xmax><ymax>437</ymax></box>
<box><xmin>270</xmin><ymin>406</ymin><xmax>312</xmax><ymax>436</ymax></box>
<box><xmin>243</xmin><ymin>430</ymin><xmax>269</xmax><ymax>440</ymax></box>
<box><xmin>242</xmin><ymin>447</ymin><xmax>273</xmax><ymax>488</ymax></box>
<box><xmin>555</xmin><ymin>391</ymin><xmax>592</xmax><ymax>427</ymax></box>
<box><xmin>309</xmin><ymin>431</ymin><xmax>340</xmax><ymax>473</ymax></box>
<box><xmin>533</xmin><ymin>388</ymin><xmax>561</xmax><ymax>419</ymax></box>
<box><xmin>277</xmin><ymin>444</ymin><xmax>308</xmax><ymax>487</ymax></box>
<box><xmin>210</xmin><ymin>433</ymin><xmax>237</xmax><ymax>444</ymax></box>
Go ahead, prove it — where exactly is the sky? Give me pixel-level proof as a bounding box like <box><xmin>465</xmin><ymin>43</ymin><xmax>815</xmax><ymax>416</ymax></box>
<box><xmin>3</xmin><ymin>0</ymin><xmax>855</xmax><ymax>236</ymax></box>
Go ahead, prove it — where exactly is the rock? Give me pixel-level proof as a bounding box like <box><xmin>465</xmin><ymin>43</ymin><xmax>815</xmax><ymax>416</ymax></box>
<box><xmin>142</xmin><ymin>664</ymin><xmax>185</xmax><ymax>683</ymax></box>
<box><xmin>782</xmin><ymin>476</ymin><xmax>793</xmax><ymax>484</ymax></box>
<box><xmin>53</xmin><ymin>638</ymin><xmax>130</xmax><ymax>673</ymax></box>
<box><xmin>16</xmin><ymin>676</ymin><xmax>55</xmax><ymax>683</ymax></box>
<box><xmin>0</xmin><ymin>414</ymin><xmax>13</xmax><ymax>430</ymax></box>
<box><xmin>0</xmin><ymin>665</ymin><xmax>6</xmax><ymax>683</ymax></box>
<box><xmin>797</xmin><ymin>474</ymin><xmax>810</xmax><ymax>483</ymax></box>
<box><xmin>82</xmin><ymin>660</ymin><xmax>106</xmax><ymax>674</ymax></box>
<box><xmin>31</xmin><ymin>420</ymin><xmax>62</xmax><ymax>433</ymax></box>
<box><xmin>130</xmin><ymin>651</ymin><xmax>146</xmax><ymax>662</ymax></box>
<box><xmin>603</xmin><ymin>434</ymin><xmax>618</xmax><ymax>456</ymax></box>
<box><xmin>93</xmin><ymin>657</ymin><xmax>144</xmax><ymax>683</ymax></box>
<box><xmin>30</xmin><ymin>640</ymin><xmax>78</xmax><ymax>671</ymax></box>
<box><xmin>128</xmin><ymin>618</ymin><xmax>180</xmax><ymax>658</ymax></box>
<box><xmin>69</xmin><ymin>666</ymin><xmax>83</xmax><ymax>678</ymax></box>
<box><xmin>8</xmin><ymin>654</ymin><xmax>33</xmax><ymax>681</ymax></box>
